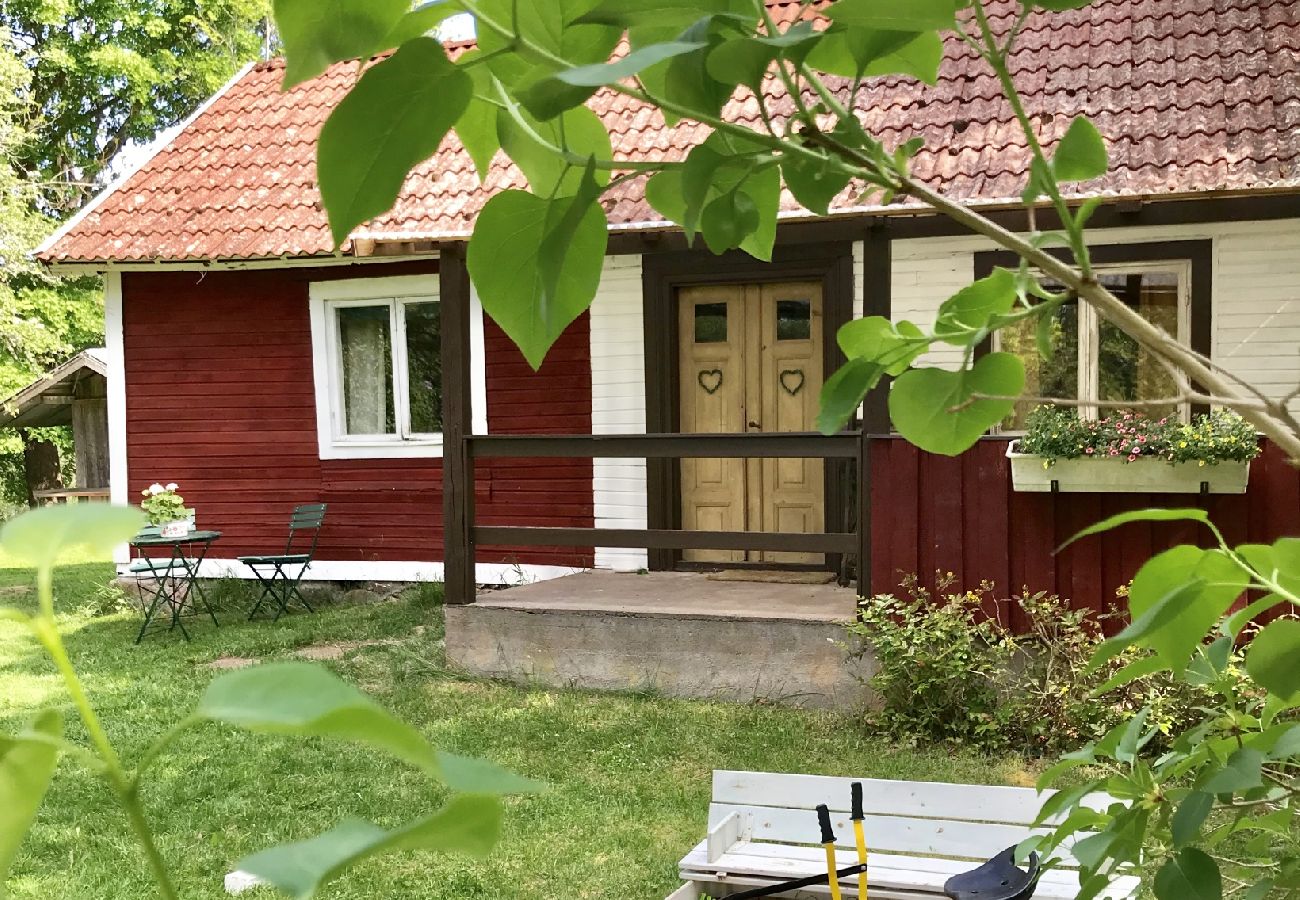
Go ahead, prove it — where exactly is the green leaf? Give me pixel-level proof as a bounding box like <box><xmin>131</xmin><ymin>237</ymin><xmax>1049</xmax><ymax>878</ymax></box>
<box><xmin>383</xmin><ymin>2</ymin><xmax>460</xmax><ymax>47</ymax></box>
<box><xmin>0</xmin><ymin>711</ymin><xmax>62</xmax><ymax>884</ymax></box>
<box><xmin>317</xmin><ymin>38</ymin><xmax>470</xmax><ymax>247</ymax></box>
<box><xmin>557</xmin><ymin>40</ymin><xmax>708</xmax><ymax>87</ymax></box>
<box><xmin>1241</xmin><ymin>881</ymin><xmax>1275</xmax><ymax>900</ymax></box>
<box><xmin>1053</xmin><ymin>115</ymin><xmax>1108</xmax><ymax>183</ymax></box>
<box><xmin>468</xmin><ymin>180</ymin><xmax>608</xmax><ymax>370</ymax></box>
<box><xmin>782</xmin><ymin>155</ymin><xmax>851</xmax><ymax>217</ymax></box>
<box><xmin>272</xmin><ymin>0</ymin><xmax>410</xmax><ymax>88</ymax></box>
<box><xmin>826</xmin><ymin>0</ymin><xmax>960</xmax><ymax>31</ymax></box>
<box><xmin>436</xmin><ymin>751</ymin><xmax>545</xmax><ymax>795</ymax></box>
<box><xmin>0</xmin><ymin>504</ymin><xmax>145</xmax><ymax>571</ymax></box>
<box><xmin>197</xmin><ymin>662</ymin><xmax>440</xmax><ymax>775</ymax></box>
<box><xmin>1246</xmin><ymin>619</ymin><xmax>1300</xmax><ymax>702</ymax></box>
<box><xmin>888</xmin><ymin>353</ymin><xmax>1025</xmax><ymax>456</ymax></box>
<box><xmin>478</xmin><ymin>0</ymin><xmax>622</xmax><ymax>80</ymax></box>
<box><xmin>496</xmin><ymin>104</ymin><xmax>612</xmax><ymax>196</ymax></box>
<box><xmin>1154</xmin><ymin>848</ymin><xmax>1221</xmax><ymax>900</ymax></box>
<box><xmin>1092</xmin><ymin>654</ymin><xmax>1165</xmax><ymax>695</ymax></box>
<box><xmin>862</xmin><ymin>30</ymin><xmax>944</xmax><ymax>82</ymax></box>
<box><xmin>1201</xmin><ymin>748</ymin><xmax>1264</xmax><ymax>795</ymax></box>
<box><xmin>1070</xmin><ymin>830</ymin><xmax>1120</xmax><ymax>871</ymax></box>
<box><xmin>1089</xmin><ymin>577</ymin><xmax>1207</xmax><ymax>671</ymax></box>
<box><xmin>455</xmin><ymin>60</ymin><xmax>502</xmax><ymax>181</ymax></box>
<box><xmin>1131</xmin><ymin>548</ymin><xmax>1246</xmax><ymax>670</ymax></box>
<box><xmin>700</xmin><ymin>188</ymin><xmax>758</xmax><ymax>254</ymax></box>
<box><xmin>1059</xmin><ymin>507</ymin><xmax>1212</xmax><ymax>551</ymax></box>
<box><xmin>1114</xmin><ymin>707</ymin><xmax>1151</xmax><ymax>764</ymax></box>
<box><xmin>806</xmin><ymin>26</ymin><xmax>914</xmax><ymax>77</ymax></box>
<box><xmin>238</xmin><ymin>795</ymin><xmax>502</xmax><ymax>900</ymax></box>
<box><xmin>1171</xmin><ymin>792</ymin><xmax>1214</xmax><ymax>848</ymax></box>
<box><xmin>816</xmin><ymin>358</ymin><xmax>885</xmax><ymax>435</ymax></box>
<box><xmin>935</xmin><ymin>268</ymin><xmax>1018</xmax><ymax>341</ymax></box>
<box><xmin>836</xmin><ymin>316</ymin><xmax>926</xmax><ymax>375</ymax></box>
<box><xmin>660</xmin><ymin>17</ymin><xmax>735</xmax><ymax>120</ymax></box>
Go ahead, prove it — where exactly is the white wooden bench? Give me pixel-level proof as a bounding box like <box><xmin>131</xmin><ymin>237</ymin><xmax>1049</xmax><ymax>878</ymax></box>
<box><xmin>668</xmin><ymin>770</ymin><xmax>1140</xmax><ymax>899</ymax></box>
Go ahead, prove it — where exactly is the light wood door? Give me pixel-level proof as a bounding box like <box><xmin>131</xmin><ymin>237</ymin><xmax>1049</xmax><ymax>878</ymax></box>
<box><xmin>678</xmin><ymin>285</ymin><xmax>749</xmax><ymax>563</ymax></box>
<box><xmin>678</xmin><ymin>281</ymin><xmax>824</xmax><ymax>565</ymax></box>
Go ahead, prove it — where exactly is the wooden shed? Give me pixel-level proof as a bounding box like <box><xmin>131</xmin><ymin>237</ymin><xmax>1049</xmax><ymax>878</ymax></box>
<box><xmin>0</xmin><ymin>349</ymin><xmax>110</xmax><ymax>503</ymax></box>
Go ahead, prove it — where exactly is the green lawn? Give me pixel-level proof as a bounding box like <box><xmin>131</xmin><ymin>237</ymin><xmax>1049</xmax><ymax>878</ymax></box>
<box><xmin>0</xmin><ymin>557</ymin><xmax>1037</xmax><ymax>900</ymax></box>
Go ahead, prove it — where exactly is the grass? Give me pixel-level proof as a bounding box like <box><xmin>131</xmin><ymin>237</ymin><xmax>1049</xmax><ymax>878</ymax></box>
<box><xmin>0</xmin><ymin>556</ymin><xmax>1039</xmax><ymax>900</ymax></box>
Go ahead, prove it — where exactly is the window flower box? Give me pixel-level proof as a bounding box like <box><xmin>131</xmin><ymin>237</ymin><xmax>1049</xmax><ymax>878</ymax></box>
<box><xmin>1006</xmin><ymin>440</ymin><xmax>1251</xmax><ymax>494</ymax></box>
<box><xmin>1007</xmin><ymin>407</ymin><xmax>1258</xmax><ymax>494</ymax></box>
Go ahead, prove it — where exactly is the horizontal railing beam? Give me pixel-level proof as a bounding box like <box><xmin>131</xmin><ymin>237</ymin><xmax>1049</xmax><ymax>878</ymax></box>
<box><xmin>467</xmin><ymin>432</ymin><xmax>860</xmax><ymax>459</ymax></box>
<box><xmin>473</xmin><ymin>526</ymin><xmax>858</xmax><ymax>554</ymax></box>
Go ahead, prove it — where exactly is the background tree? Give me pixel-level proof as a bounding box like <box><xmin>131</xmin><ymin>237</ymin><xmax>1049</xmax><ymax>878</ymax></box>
<box><xmin>0</xmin><ymin>2</ymin><xmax>272</xmax><ymax>508</ymax></box>
<box><xmin>4</xmin><ymin>0</ymin><xmax>274</xmax><ymax>217</ymax></box>
<box><xmin>272</xmin><ymin>0</ymin><xmax>1300</xmax><ymax>896</ymax></box>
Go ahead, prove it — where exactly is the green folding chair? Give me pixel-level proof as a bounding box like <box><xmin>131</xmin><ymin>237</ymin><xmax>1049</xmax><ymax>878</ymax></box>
<box><xmin>239</xmin><ymin>503</ymin><xmax>327</xmax><ymax>621</ymax></box>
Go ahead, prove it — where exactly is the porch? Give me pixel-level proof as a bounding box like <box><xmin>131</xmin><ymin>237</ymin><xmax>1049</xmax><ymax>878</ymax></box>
<box><xmin>445</xmin><ymin>570</ymin><xmax>870</xmax><ymax>708</ymax></box>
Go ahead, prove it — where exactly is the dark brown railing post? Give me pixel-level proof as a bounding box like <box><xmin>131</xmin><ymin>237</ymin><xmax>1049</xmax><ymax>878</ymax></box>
<box><xmin>441</xmin><ymin>244</ymin><xmax>476</xmax><ymax>604</ymax></box>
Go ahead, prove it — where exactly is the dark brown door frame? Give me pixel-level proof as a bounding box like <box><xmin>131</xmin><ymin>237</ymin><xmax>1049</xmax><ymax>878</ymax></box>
<box><xmin>642</xmin><ymin>243</ymin><xmax>856</xmax><ymax>571</ymax></box>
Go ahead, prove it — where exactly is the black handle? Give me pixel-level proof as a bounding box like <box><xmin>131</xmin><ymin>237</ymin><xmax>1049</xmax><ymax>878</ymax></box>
<box><xmin>850</xmin><ymin>782</ymin><xmax>864</xmax><ymax>821</ymax></box>
<box><xmin>816</xmin><ymin>804</ymin><xmax>836</xmax><ymax>845</ymax></box>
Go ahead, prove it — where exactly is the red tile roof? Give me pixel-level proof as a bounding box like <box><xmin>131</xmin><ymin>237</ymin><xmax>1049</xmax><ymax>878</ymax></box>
<box><xmin>39</xmin><ymin>0</ymin><xmax>1300</xmax><ymax>264</ymax></box>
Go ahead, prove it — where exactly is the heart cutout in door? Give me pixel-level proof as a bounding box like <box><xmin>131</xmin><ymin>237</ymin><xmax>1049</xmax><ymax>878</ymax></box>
<box><xmin>698</xmin><ymin>368</ymin><xmax>723</xmax><ymax>395</ymax></box>
<box><xmin>780</xmin><ymin>369</ymin><xmax>805</xmax><ymax>396</ymax></box>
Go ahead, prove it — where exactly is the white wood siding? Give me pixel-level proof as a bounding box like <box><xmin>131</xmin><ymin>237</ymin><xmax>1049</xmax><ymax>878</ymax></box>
<box><xmin>589</xmin><ymin>255</ymin><xmax>648</xmax><ymax>571</ymax></box>
<box><xmin>888</xmin><ymin>218</ymin><xmax>1300</xmax><ymax>400</ymax></box>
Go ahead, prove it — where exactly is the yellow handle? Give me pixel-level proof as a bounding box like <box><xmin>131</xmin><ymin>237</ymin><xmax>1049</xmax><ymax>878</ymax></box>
<box><xmin>824</xmin><ymin>843</ymin><xmax>843</xmax><ymax>900</ymax></box>
<box><xmin>853</xmin><ymin>820</ymin><xmax>869</xmax><ymax>898</ymax></box>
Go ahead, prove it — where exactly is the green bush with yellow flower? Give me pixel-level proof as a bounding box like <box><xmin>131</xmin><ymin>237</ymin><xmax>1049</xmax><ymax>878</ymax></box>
<box><xmin>1017</xmin><ymin>406</ymin><xmax>1260</xmax><ymax>466</ymax></box>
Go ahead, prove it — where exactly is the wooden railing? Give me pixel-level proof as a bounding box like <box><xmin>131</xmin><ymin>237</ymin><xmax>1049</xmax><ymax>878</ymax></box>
<box><xmin>34</xmin><ymin>487</ymin><xmax>111</xmax><ymax>504</ymax></box>
<box><xmin>443</xmin><ymin>431</ymin><xmax>868</xmax><ymax>604</ymax></box>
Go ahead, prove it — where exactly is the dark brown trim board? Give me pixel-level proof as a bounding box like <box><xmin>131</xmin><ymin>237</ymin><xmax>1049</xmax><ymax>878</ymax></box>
<box><xmin>607</xmin><ymin>192</ymin><xmax>1300</xmax><ymax>256</ymax></box>
<box><xmin>642</xmin><ymin>243</ymin><xmax>857</xmax><ymax>571</ymax></box>
<box><xmin>440</xmin><ymin>244</ymin><xmax>476</xmax><ymax>605</ymax></box>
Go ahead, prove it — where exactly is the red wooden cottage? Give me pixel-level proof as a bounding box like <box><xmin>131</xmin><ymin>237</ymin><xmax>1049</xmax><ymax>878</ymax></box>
<box><xmin>36</xmin><ymin>0</ymin><xmax>1300</xmax><ymax>621</ymax></box>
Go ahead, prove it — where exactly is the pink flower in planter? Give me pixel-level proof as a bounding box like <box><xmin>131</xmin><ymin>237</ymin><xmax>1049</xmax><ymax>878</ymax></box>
<box><xmin>1085</xmin><ymin>447</ymin><xmax>1095</xmax><ymax>455</ymax></box>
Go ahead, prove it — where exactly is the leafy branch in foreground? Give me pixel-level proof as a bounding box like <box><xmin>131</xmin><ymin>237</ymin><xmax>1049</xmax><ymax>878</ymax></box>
<box><xmin>270</xmin><ymin>0</ymin><xmax>1300</xmax><ymax>897</ymax></box>
<box><xmin>0</xmin><ymin>504</ymin><xmax>539</xmax><ymax>899</ymax></box>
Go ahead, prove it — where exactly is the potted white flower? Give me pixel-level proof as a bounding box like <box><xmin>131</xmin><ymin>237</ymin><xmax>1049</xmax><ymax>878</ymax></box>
<box><xmin>140</xmin><ymin>482</ymin><xmax>194</xmax><ymax>537</ymax></box>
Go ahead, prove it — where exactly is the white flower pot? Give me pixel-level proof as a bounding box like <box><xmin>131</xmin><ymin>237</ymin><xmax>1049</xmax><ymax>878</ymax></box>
<box><xmin>1006</xmin><ymin>441</ymin><xmax>1251</xmax><ymax>494</ymax></box>
<box><xmin>159</xmin><ymin>520</ymin><xmax>190</xmax><ymax>538</ymax></box>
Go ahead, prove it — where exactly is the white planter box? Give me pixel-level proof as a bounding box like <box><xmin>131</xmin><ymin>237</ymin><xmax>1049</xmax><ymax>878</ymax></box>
<box><xmin>1006</xmin><ymin>441</ymin><xmax>1251</xmax><ymax>494</ymax></box>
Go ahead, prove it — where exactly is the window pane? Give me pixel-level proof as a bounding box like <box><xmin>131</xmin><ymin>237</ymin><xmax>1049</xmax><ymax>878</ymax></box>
<box><xmin>694</xmin><ymin>302</ymin><xmax>727</xmax><ymax>342</ymax></box>
<box><xmin>775</xmin><ymin>299</ymin><xmax>811</xmax><ymax>340</ymax></box>
<box><xmin>1097</xmin><ymin>271</ymin><xmax>1180</xmax><ymax>418</ymax></box>
<box><xmin>338</xmin><ymin>305</ymin><xmax>395</xmax><ymax>435</ymax></box>
<box><xmin>404</xmin><ymin>302</ymin><xmax>442</xmax><ymax>434</ymax></box>
<box><xmin>998</xmin><ymin>290</ymin><xmax>1079</xmax><ymax>429</ymax></box>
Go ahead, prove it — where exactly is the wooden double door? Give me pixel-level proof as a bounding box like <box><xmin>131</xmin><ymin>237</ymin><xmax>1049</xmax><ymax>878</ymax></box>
<box><xmin>678</xmin><ymin>281</ymin><xmax>825</xmax><ymax>565</ymax></box>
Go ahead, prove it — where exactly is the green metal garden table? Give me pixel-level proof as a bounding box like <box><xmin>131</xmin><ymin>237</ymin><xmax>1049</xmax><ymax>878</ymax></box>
<box><xmin>129</xmin><ymin>529</ymin><xmax>221</xmax><ymax>642</ymax></box>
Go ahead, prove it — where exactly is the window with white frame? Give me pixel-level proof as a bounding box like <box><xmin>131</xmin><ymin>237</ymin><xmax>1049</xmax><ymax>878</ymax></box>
<box><xmin>994</xmin><ymin>261</ymin><xmax>1192</xmax><ymax>429</ymax></box>
<box><xmin>309</xmin><ymin>275</ymin><xmax>486</xmax><ymax>458</ymax></box>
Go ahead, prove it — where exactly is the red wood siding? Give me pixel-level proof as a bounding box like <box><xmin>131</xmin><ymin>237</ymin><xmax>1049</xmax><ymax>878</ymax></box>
<box><xmin>870</xmin><ymin>437</ymin><xmax>1300</xmax><ymax>627</ymax></box>
<box><xmin>122</xmin><ymin>264</ymin><xmax>593</xmax><ymax>569</ymax></box>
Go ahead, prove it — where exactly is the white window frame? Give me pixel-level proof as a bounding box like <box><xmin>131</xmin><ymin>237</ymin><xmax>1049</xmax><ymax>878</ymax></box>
<box><xmin>996</xmin><ymin>260</ymin><xmax>1192</xmax><ymax>427</ymax></box>
<box><xmin>309</xmin><ymin>274</ymin><xmax>488</xmax><ymax>459</ymax></box>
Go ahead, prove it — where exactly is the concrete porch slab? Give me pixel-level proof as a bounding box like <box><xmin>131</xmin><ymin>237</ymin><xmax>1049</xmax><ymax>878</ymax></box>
<box><xmin>445</xmin><ymin>571</ymin><xmax>873</xmax><ymax>709</ymax></box>
<box><xmin>471</xmin><ymin>570</ymin><xmax>858</xmax><ymax>622</ymax></box>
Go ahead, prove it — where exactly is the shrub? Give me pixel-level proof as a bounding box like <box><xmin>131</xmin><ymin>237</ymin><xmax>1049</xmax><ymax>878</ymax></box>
<box><xmin>845</xmin><ymin>575</ymin><xmax>1249</xmax><ymax>756</ymax></box>
<box><xmin>1015</xmin><ymin>405</ymin><xmax>1259</xmax><ymax>466</ymax></box>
